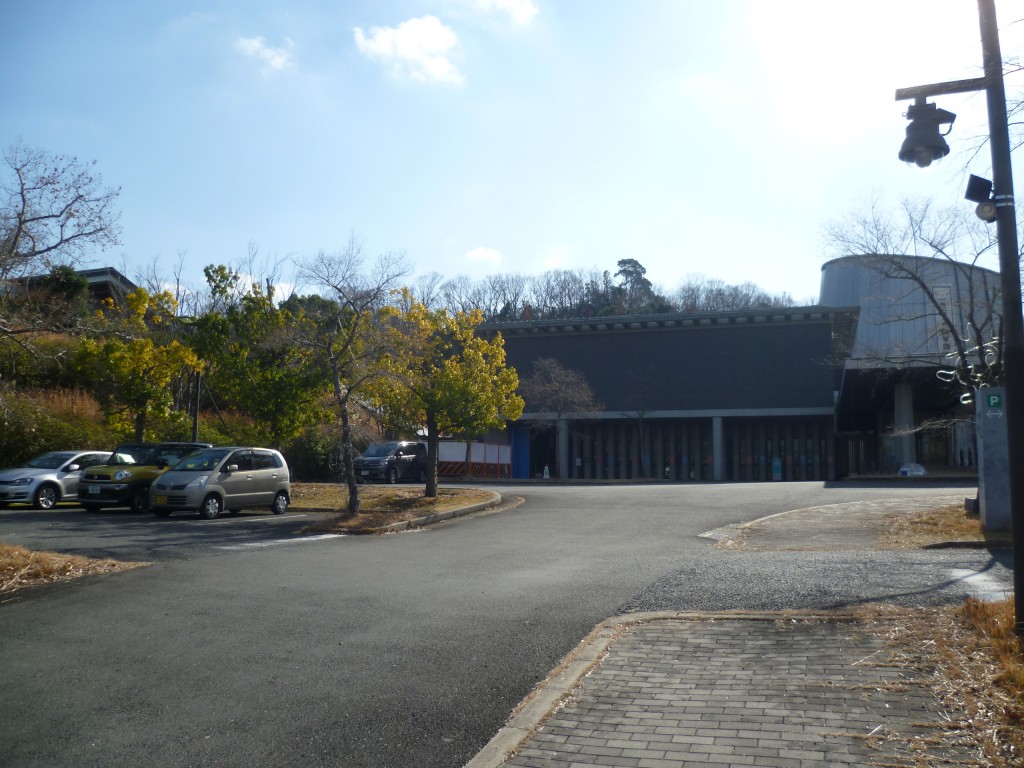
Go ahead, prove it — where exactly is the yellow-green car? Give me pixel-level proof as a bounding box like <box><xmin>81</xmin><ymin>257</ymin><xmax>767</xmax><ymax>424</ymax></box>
<box><xmin>80</xmin><ymin>442</ymin><xmax>211</xmax><ymax>513</ymax></box>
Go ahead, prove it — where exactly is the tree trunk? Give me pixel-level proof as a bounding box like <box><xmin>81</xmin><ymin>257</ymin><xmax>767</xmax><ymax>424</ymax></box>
<box><xmin>133</xmin><ymin>410</ymin><xmax>146</xmax><ymax>442</ymax></box>
<box><xmin>339</xmin><ymin>399</ymin><xmax>360</xmax><ymax>515</ymax></box>
<box><xmin>331</xmin><ymin>357</ymin><xmax>359</xmax><ymax>515</ymax></box>
<box><xmin>425</xmin><ymin>409</ymin><xmax>439</xmax><ymax>498</ymax></box>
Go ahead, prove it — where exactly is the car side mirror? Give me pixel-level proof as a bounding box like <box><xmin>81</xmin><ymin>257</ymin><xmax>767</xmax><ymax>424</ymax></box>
<box><xmin>65</xmin><ymin>464</ymin><xmax>80</xmax><ymax>472</ymax></box>
<box><xmin>226</xmin><ymin>464</ymin><xmax>239</xmax><ymax>473</ymax></box>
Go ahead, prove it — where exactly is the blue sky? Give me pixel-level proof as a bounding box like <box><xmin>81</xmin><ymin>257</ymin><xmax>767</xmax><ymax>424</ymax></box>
<box><xmin>4</xmin><ymin>1</ymin><xmax>1023</xmax><ymax>304</ymax></box>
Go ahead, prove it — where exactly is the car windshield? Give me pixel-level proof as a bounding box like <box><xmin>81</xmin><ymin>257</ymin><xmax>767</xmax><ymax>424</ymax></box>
<box><xmin>108</xmin><ymin>445</ymin><xmax>155</xmax><ymax>466</ymax></box>
<box><xmin>362</xmin><ymin>442</ymin><xmax>398</xmax><ymax>458</ymax></box>
<box><xmin>24</xmin><ymin>452</ymin><xmax>78</xmax><ymax>469</ymax></box>
<box><xmin>171</xmin><ymin>449</ymin><xmax>230</xmax><ymax>472</ymax></box>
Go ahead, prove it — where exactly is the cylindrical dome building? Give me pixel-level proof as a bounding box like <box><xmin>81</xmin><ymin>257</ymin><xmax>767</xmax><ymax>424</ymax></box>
<box><xmin>819</xmin><ymin>254</ymin><xmax>1001</xmax><ymax>475</ymax></box>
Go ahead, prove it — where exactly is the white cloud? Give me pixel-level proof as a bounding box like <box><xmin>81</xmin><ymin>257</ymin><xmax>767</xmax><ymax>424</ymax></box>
<box><xmin>353</xmin><ymin>16</ymin><xmax>464</xmax><ymax>85</ymax></box>
<box><xmin>466</xmin><ymin>246</ymin><xmax>503</xmax><ymax>264</ymax></box>
<box><xmin>235</xmin><ymin>36</ymin><xmax>294</xmax><ymax>72</ymax></box>
<box><xmin>461</xmin><ymin>0</ymin><xmax>539</xmax><ymax>25</ymax></box>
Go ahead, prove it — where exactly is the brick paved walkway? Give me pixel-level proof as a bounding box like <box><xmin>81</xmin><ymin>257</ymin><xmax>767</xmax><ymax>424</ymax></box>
<box><xmin>501</xmin><ymin>617</ymin><xmax>975</xmax><ymax>768</ymax></box>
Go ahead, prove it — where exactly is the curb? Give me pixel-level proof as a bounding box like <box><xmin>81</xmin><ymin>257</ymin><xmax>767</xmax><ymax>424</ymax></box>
<box><xmin>380</xmin><ymin>491</ymin><xmax>503</xmax><ymax>532</ymax></box>
<box><xmin>464</xmin><ymin>609</ymin><xmax>891</xmax><ymax>768</ymax></box>
<box><xmin>288</xmin><ymin>492</ymin><xmax>504</xmax><ymax>532</ymax></box>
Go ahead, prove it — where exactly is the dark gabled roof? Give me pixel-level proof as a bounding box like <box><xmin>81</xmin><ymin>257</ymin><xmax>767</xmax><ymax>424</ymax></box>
<box><xmin>483</xmin><ymin>306</ymin><xmax>857</xmax><ymax>336</ymax></box>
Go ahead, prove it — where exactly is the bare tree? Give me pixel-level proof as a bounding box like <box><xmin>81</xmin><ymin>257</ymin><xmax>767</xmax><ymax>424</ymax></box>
<box><xmin>298</xmin><ymin>235</ymin><xmax>408</xmax><ymax>515</ymax></box>
<box><xmin>1</xmin><ymin>142</ymin><xmax>120</xmax><ymax>283</ymax></box>
<box><xmin>439</xmin><ymin>274</ymin><xmax>488</xmax><ymax>315</ymax></box>
<box><xmin>408</xmin><ymin>271</ymin><xmax>445</xmax><ymax>309</ymax></box>
<box><xmin>1</xmin><ymin>143</ymin><xmax>121</xmax><ymax>353</ymax></box>
<box><xmin>518</xmin><ymin>357</ymin><xmax>603</xmax><ymax>423</ymax></box>
<box><xmin>672</xmin><ymin>274</ymin><xmax>795</xmax><ymax>313</ymax></box>
<box><xmin>825</xmin><ymin>197</ymin><xmax>1007</xmax><ymax>403</ymax></box>
<box><xmin>518</xmin><ymin>357</ymin><xmax>602</xmax><ymax>479</ymax></box>
<box><xmin>486</xmin><ymin>272</ymin><xmax>530</xmax><ymax>320</ymax></box>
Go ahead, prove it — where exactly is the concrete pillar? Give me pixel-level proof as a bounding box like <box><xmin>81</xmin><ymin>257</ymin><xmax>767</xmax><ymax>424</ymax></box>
<box><xmin>583</xmin><ymin>427</ymin><xmax>593</xmax><ymax>480</ymax></box>
<box><xmin>712</xmin><ymin>416</ymin><xmax>724</xmax><ymax>482</ymax></box>
<box><xmin>556</xmin><ymin>419</ymin><xmax>569</xmax><ymax>480</ymax></box>
<box><xmin>894</xmin><ymin>379</ymin><xmax>916</xmax><ymax>466</ymax></box>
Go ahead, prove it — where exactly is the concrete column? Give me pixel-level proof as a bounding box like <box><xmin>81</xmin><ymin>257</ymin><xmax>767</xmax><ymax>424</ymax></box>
<box><xmin>583</xmin><ymin>427</ymin><xmax>593</xmax><ymax>480</ymax></box>
<box><xmin>667</xmin><ymin>424</ymin><xmax>677</xmax><ymax>481</ymax></box>
<box><xmin>556</xmin><ymin>418</ymin><xmax>569</xmax><ymax>480</ymax></box>
<box><xmin>712</xmin><ymin>416</ymin><xmax>724</xmax><ymax>482</ymax></box>
<box><xmin>894</xmin><ymin>379</ymin><xmax>916</xmax><ymax>466</ymax></box>
<box><xmin>618</xmin><ymin>423</ymin><xmax>628</xmax><ymax>479</ymax></box>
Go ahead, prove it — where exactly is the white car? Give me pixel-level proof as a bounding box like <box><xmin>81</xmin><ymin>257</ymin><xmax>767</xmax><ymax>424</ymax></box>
<box><xmin>0</xmin><ymin>451</ymin><xmax>112</xmax><ymax>509</ymax></box>
<box><xmin>898</xmin><ymin>463</ymin><xmax>927</xmax><ymax>477</ymax></box>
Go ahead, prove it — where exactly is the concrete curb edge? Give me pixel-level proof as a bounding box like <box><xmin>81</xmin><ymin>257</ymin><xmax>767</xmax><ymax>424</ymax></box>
<box><xmin>382</xmin><ymin>490</ymin><xmax>503</xmax><ymax>532</ymax></box>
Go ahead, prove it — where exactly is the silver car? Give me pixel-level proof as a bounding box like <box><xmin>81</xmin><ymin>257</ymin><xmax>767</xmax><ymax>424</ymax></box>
<box><xmin>150</xmin><ymin>447</ymin><xmax>290</xmax><ymax>519</ymax></box>
<box><xmin>0</xmin><ymin>451</ymin><xmax>113</xmax><ymax>510</ymax></box>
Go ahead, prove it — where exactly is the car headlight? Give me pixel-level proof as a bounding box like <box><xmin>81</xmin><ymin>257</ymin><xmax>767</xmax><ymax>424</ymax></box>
<box><xmin>10</xmin><ymin>477</ymin><xmax>33</xmax><ymax>486</ymax></box>
<box><xmin>186</xmin><ymin>476</ymin><xmax>209</xmax><ymax>489</ymax></box>
<box><xmin>114</xmin><ymin>470</ymin><xmax>132</xmax><ymax>481</ymax></box>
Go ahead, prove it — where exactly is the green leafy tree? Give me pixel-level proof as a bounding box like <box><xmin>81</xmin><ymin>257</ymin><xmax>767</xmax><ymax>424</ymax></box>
<box><xmin>75</xmin><ymin>288</ymin><xmax>199</xmax><ymax>440</ymax></box>
<box><xmin>376</xmin><ymin>292</ymin><xmax>524</xmax><ymax>497</ymax></box>
<box><xmin>190</xmin><ymin>265</ymin><xmax>327</xmax><ymax>448</ymax></box>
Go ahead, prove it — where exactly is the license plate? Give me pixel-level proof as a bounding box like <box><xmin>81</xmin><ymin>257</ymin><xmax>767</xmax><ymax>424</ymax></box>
<box><xmin>360</xmin><ymin>470</ymin><xmax>369</xmax><ymax>476</ymax></box>
<box><xmin>155</xmin><ymin>495</ymin><xmax>167</xmax><ymax>505</ymax></box>
<box><xmin>88</xmin><ymin>485</ymin><xmax>100</xmax><ymax>494</ymax></box>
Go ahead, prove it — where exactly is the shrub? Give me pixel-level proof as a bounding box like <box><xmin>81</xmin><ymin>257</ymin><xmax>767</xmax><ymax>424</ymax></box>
<box><xmin>0</xmin><ymin>388</ymin><xmax>118</xmax><ymax>465</ymax></box>
<box><xmin>284</xmin><ymin>422</ymin><xmax>344</xmax><ymax>481</ymax></box>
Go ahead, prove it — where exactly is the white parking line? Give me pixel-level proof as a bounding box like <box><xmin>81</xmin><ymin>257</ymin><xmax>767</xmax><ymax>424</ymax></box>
<box><xmin>948</xmin><ymin>568</ymin><xmax>1010</xmax><ymax>601</ymax></box>
<box><xmin>215</xmin><ymin>533</ymin><xmax>345</xmax><ymax>551</ymax></box>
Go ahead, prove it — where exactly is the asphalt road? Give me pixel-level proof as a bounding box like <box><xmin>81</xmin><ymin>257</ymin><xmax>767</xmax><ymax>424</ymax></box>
<box><xmin>0</xmin><ymin>504</ymin><xmax>328</xmax><ymax>562</ymax></box>
<box><xmin>0</xmin><ymin>481</ymin><xmax>1009</xmax><ymax>768</ymax></box>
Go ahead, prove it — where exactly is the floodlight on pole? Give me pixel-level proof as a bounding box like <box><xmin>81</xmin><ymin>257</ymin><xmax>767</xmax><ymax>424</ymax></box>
<box><xmin>898</xmin><ymin>99</ymin><xmax>956</xmax><ymax>167</ymax></box>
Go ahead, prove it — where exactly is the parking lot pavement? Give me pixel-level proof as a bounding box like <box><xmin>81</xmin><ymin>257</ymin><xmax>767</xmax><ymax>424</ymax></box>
<box><xmin>0</xmin><ymin>505</ymin><xmax>330</xmax><ymax>562</ymax></box>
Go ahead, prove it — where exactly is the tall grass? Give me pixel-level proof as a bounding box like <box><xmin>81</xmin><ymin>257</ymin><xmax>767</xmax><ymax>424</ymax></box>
<box><xmin>959</xmin><ymin>597</ymin><xmax>1024</xmax><ymax>701</ymax></box>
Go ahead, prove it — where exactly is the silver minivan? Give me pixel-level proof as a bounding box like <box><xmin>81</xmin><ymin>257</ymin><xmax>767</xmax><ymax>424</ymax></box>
<box><xmin>150</xmin><ymin>447</ymin><xmax>290</xmax><ymax>519</ymax></box>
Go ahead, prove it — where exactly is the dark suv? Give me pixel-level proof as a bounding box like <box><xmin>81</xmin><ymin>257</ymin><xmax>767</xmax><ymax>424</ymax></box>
<box><xmin>353</xmin><ymin>441</ymin><xmax>427</xmax><ymax>483</ymax></box>
<box><xmin>80</xmin><ymin>442</ymin><xmax>211</xmax><ymax>512</ymax></box>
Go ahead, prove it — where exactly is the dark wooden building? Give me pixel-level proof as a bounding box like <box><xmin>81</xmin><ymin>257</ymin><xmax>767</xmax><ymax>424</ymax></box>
<box><xmin>487</xmin><ymin>307</ymin><xmax>857</xmax><ymax>482</ymax></box>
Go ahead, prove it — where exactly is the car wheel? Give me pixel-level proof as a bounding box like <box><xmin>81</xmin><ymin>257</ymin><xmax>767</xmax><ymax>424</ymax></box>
<box><xmin>81</xmin><ymin>503</ymin><xmax>102</xmax><ymax>513</ymax></box>
<box><xmin>154</xmin><ymin>508</ymin><xmax>171</xmax><ymax>518</ymax></box>
<box><xmin>129</xmin><ymin>487</ymin><xmax>150</xmax><ymax>514</ymax></box>
<box><xmin>271</xmin><ymin>491</ymin><xmax>289</xmax><ymax>515</ymax></box>
<box><xmin>199</xmin><ymin>494</ymin><xmax>222</xmax><ymax>520</ymax></box>
<box><xmin>33</xmin><ymin>484</ymin><xmax>59</xmax><ymax>510</ymax></box>
<box><xmin>387</xmin><ymin>467</ymin><xmax>398</xmax><ymax>484</ymax></box>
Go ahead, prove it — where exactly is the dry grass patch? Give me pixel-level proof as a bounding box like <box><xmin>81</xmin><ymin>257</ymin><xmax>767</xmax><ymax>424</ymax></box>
<box><xmin>295</xmin><ymin>484</ymin><xmax>497</xmax><ymax>534</ymax></box>
<box><xmin>858</xmin><ymin>602</ymin><xmax>1024</xmax><ymax>767</ymax></box>
<box><xmin>1</xmin><ymin>544</ymin><xmax>147</xmax><ymax>598</ymax></box>
<box><xmin>883</xmin><ymin>502</ymin><xmax>1011</xmax><ymax>548</ymax></box>
<box><xmin>960</xmin><ymin>597</ymin><xmax>1024</xmax><ymax>708</ymax></box>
